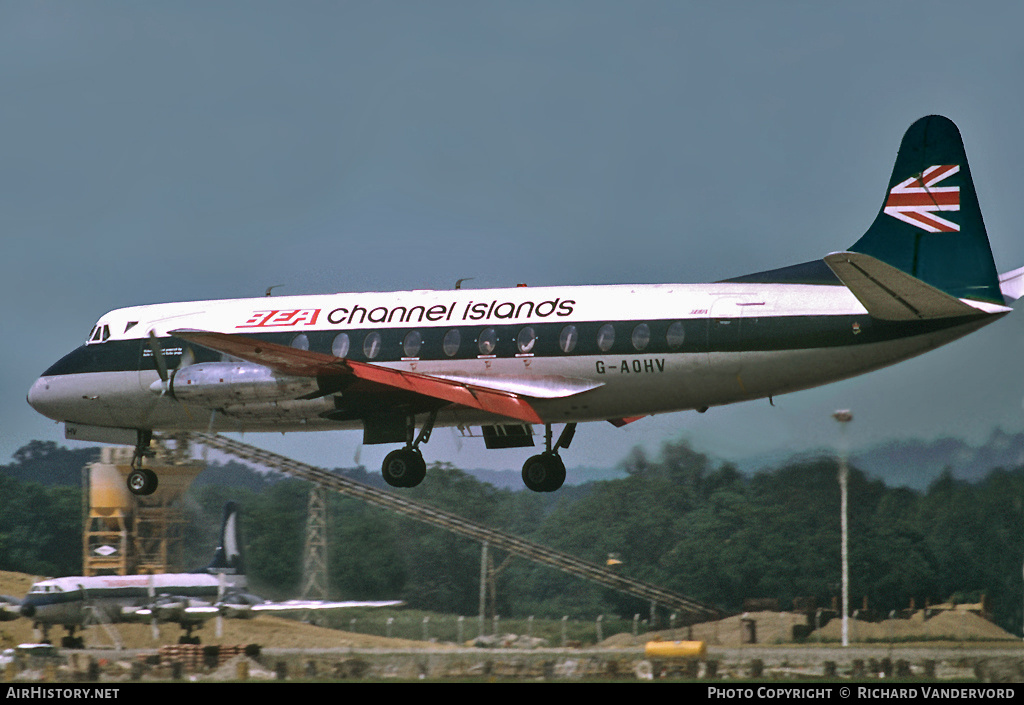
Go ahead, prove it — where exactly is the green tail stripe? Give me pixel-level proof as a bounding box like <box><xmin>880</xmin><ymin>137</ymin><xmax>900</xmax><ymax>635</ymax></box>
<box><xmin>850</xmin><ymin>115</ymin><xmax>1002</xmax><ymax>304</ymax></box>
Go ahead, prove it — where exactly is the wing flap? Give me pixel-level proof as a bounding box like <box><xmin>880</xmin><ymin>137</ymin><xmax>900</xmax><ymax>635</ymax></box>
<box><xmin>824</xmin><ymin>252</ymin><xmax>990</xmax><ymax>320</ymax></box>
<box><xmin>170</xmin><ymin>329</ymin><xmax>544</xmax><ymax>424</ymax></box>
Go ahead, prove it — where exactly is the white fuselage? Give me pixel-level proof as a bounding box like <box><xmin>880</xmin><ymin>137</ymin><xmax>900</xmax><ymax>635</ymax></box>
<box><xmin>27</xmin><ymin>281</ymin><xmax>1003</xmax><ymax>438</ymax></box>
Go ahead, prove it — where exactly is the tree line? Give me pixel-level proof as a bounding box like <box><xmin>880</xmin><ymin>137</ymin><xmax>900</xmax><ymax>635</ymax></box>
<box><xmin>2</xmin><ymin>438</ymin><xmax>1023</xmax><ymax>635</ymax></box>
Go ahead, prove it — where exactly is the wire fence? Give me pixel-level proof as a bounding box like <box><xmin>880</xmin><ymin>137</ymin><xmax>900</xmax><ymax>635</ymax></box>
<box><xmin>322</xmin><ymin>611</ymin><xmax>697</xmax><ymax>646</ymax></box>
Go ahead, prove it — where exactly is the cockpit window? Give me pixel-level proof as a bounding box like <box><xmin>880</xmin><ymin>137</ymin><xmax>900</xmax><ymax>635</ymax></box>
<box><xmin>87</xmin><ymin>325</ymin><xmax>111</xmax><ymax>344</ymax></box>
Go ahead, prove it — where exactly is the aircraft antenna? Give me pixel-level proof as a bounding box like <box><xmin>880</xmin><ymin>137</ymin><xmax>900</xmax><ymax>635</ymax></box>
<box><xmin>265</xmin><ymin>285</ymin><xmax>284</xmax><ymax>297</ymax></box>
<box><xmin>455</xmin><ymin>277</ymin><xmax>474</xmax><ymax>290</ymax></box>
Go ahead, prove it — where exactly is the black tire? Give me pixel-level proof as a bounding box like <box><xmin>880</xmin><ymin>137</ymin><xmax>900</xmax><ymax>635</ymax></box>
<box><xmin>521</xmin><ymin>453</ymin><xmax>566</xmax><ymax>492</ymax></box>
<box><xmin>127</xmin><ymin>468</ymin><xmax>158</xmax><ymax>496</ymax></box>
<box><xmin>382</xmin><ymin>448</ymin><xmax>427</xmax><ymax>488</ymax></box>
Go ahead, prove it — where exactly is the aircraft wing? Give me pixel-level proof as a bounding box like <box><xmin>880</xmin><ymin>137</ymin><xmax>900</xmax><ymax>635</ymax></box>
<box><xmin>248</xmin><ymin>599</ymin><xmax>404</xmax><ymax>612</ymax></box>
<box><xmin>170</xmin><ymin>329</ymin><xmax>576</xmax><ymax>424</ymax></box>
<box><xmin>215</xmin><ymin>596</ymin><xmax>403</xmax><ymax>619</ymax></box>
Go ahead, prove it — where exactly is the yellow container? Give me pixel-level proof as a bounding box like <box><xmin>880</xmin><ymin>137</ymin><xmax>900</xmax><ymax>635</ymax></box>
<box><xmin>644</xmin><ymin>640</ymin><xmax>706</xmax><ymax>659</ymax></box>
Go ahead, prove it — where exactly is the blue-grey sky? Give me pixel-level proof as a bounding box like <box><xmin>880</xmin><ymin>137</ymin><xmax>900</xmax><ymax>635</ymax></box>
<box><xmin>3</xmin><ymin>2</ymin><xmax>1023</xmax><ymax>476</ymax></box>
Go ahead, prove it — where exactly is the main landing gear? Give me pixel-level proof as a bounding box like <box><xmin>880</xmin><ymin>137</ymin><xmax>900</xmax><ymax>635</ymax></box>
<box><xmin>521</xmin><ymin>423</ymin><xmax>576</xmax><ymax>493</ymax></box>
<box><xmin>381</xmin><ymin>411</ymin><xmax>436</xmax><ymax>489</ymax></box>
<box><xmin>127</xmin><ymin>430</ymin><xmax>159</xmax><ymax>497</ymax></box>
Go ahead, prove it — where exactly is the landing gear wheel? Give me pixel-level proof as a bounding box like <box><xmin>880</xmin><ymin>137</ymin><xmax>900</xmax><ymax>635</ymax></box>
<box><xmin>522</xmin><ymin>453</ymin><xmax>566</xmax><ymax>492</ymax></box>
<box><xmin>382</xmin><ymin>448</ymin><xmax>427</xmax><ymax>488</ymax></box>
<box><xmin>127</xmin><ymin>468</ymin><xmax>159</xmax><ymax>496</ymax></box>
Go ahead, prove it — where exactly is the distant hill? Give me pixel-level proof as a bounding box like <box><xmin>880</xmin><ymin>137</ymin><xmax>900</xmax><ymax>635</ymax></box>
<box><xmin>733</xmin><ymin>429</ymin><xmax>1024</xmax><ymax>490</ymax></box>
<box><xmin>6</xmin><ymin>429</ymin><xmax>1024</xmax><ymax>493</ymax></box>
<box><xmin>461</xmin><ymin>464</ymin><xmax>626</xmax><ymax>490</ymax></box>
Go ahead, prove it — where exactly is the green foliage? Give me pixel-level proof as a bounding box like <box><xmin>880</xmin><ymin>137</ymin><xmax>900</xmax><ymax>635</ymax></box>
<box><xmin>0</xmin><ymin>474</ymin><xmax>82</xmax><ymax>577</ymax></box>
<box><xmin>5</xmin><ymin>437</ymin><xmax>1024</xmax><ymax>637</ymax></box>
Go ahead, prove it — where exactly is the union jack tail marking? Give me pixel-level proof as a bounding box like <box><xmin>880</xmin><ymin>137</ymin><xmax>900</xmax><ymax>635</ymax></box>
<box><xmin>883</xmin><ymin>164</ymin><xmax>960</xmax><ymax>233</ymax></box>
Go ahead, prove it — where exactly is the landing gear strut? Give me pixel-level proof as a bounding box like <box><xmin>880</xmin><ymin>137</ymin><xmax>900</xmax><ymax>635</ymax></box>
<box><xmin>521</xmin><ymin>423</ymin><xmax>576</xmax><ymax>493</ymax></box>
<box><xmin>381</xmin><ymin>411</ymin><xmax>436</xmax><ymax>489</ymax></box>
<box><xmin>127</xmin><ymin>430</ymin><xmax>159</xmax><ymax>496</ymax></box>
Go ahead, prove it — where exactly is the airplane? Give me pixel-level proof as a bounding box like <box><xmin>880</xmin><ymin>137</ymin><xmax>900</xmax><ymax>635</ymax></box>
<box><xmin>27</xmin><ymin>115</ymin><xmax>1024</xmax><ymax>495</ymax></box>
<box><xmin>10</xmin><ymin>502</ymin><xmax>402</xmax><ymax>646</ymax></box>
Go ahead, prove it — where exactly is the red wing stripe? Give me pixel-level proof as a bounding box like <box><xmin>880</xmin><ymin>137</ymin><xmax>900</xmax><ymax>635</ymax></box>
<box><xmin>344</xmin><ymin>359</ymin><xmax>543</xmax><ymax>424</ymax></box>
<box><xmin>170</xmin><ymin>329</ymin><xmax>544</xmax><ymax>424</ymax></box>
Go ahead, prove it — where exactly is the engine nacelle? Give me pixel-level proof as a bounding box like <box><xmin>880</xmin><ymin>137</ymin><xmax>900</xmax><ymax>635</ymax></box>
<box><xmin>168</xmin><ymin>362</ymin><xmax>321</xmax><ymax>407</ymax></box>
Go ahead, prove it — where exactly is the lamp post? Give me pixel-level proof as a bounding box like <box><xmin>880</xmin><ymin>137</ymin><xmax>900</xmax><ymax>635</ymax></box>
<box><xmin>832</xmin><ymin>410</ymin><xmax>853</xmax><ymax>647</ymax></box>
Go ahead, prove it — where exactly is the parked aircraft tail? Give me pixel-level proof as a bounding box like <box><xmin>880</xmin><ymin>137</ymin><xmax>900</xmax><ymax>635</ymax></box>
<box><xmin>845</xmin><ymin>115</ymin><xmax>1003</xmax><ymax>305</ymax></box>
<box><xmin>205</xmin><ymin>501</ymin><xmax>245</xmax><ymax>576</ymax></box>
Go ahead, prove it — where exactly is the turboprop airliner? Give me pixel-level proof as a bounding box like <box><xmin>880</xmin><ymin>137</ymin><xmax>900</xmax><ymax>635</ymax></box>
<box><xmin>11</xmin><ymin>502</ymin><xmax>402</xmax><ymax>646</ymax></box>
<box><xmin>27</xmin><ymin>116</ymin><xmax>1024</xmax><ymax>494</ymax></box>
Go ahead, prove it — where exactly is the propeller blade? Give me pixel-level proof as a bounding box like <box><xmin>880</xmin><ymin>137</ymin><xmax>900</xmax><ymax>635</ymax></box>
<box><xmin>216</xmin><ymin>573</ymin><xmax>225</xmax><ymax>638</ymax></box>
<box><xmin>148</xmin><ymin>331</ymin><xmax>170</xmax><ymax>384</ymax></box>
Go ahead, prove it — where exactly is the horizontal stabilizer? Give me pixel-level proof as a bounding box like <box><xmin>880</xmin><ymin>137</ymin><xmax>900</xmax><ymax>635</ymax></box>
<box><xmin>824</xmin><ymin>251</ymin><xmax>989</xmax><ymax>321</ymax></box>
<box><xmin>1000</xmin><ymin>265</ymin><xmax>1024</xmax><ymax>302</ymax></box>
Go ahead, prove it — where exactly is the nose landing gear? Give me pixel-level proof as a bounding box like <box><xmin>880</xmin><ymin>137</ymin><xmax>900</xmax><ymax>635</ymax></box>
<box><xmin>127</xmin><ymin>429</ymin><xmax>159</xmax><ymax>496</ymax></box>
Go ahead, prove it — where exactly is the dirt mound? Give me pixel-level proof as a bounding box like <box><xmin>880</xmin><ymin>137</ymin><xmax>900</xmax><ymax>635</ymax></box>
<box><xmin>813</xmin><ymin>608</ymin><xmax>1017</xmax><ymax>643</ymax></box>
<box><xmin>601</xmin><ymin>608</ymin><xmax>1018</xmax><ymax>647</ymax></box>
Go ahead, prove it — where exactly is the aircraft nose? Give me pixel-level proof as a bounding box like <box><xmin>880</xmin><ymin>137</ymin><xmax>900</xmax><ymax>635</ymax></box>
<box><xmin>27</xmin><ymin>377</ymin><xmax>53</xmax><ymax>416</ymax></box>
<box><xmin>27</xmin><ymin>376</ymin><xmax>71</xmax><ymax>422</ymax></box>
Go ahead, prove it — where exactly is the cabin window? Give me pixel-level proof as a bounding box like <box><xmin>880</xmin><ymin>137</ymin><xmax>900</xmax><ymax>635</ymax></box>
<box><xmin>331</xmin><ymin>333</ymin><xmax>351</xmax><ymax>358</ymax></box>
<box><xmin>290</xmin><ymin>333</ymin><xmax>310</xmax><ymax>351</ymax></box>
<box><xmin>363</xmin><ymin>332</ymin><xmax>382</xmax><ymax>359</ymax></box>
<box><xmin>631</xmin><ymin>323</ymin><xmax>651</xmax><ymax>351</ymax></box>
<box><xmin>403</xmin><ymin>330</ymin><xmax>423</xmax><ymax>358</ymax></box>
<box><xmin>666</xmin><ymin>321</ymin><xmax>685</xmax><ymax>349</ymax></box>
<box><xmin>596</xmin><ymin>324</ymin><xmax>615</xmax><ymax>352</ymax></box>
<box><xmin>442</xmin><ymin>329</ymin><xmax>461</xmax><ymax>357</ymax></box>
<box><xmin>477</xmin><ymin>328</ymin><xmax>498</xmax><ymax>355</ymax></box>
<box><xmin>559</xmin><ymin>325</ymin><xmax>578</xmax><ymax>353</ymax></box>
<box><xmin>516</xmin><ymin>326</ymin><xmax>537</xmax><ymax>354</ymax></box>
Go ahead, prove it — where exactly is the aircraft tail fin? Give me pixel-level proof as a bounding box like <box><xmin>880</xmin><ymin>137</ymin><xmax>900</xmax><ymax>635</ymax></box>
<box><xmin>206</xmin><ymin>501</ymin><xmax>246</xmax><ymax>575</ymax></box>
<box><xmin>848</xmin><ymin>115</ymin><xmax>1002</xmax><ymax>305</ymax></box>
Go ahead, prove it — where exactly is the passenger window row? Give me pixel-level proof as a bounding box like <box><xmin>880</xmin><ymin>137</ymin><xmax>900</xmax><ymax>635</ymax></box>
<box><xmin>290</xmin><ymin>321</ymin><xmax>689</xmax><ymax>361</ymax></box>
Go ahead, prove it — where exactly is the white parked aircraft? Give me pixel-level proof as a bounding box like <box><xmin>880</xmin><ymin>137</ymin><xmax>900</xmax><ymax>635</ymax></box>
<box><xmin>10</xmin><ymin>502</ymin><xmax>402</xmax><ymax>646</ymax></box>
<box><xmin>27</xmin><ymin>116</ymin><xmax>1023</xmax><ymax>494</ymax></box>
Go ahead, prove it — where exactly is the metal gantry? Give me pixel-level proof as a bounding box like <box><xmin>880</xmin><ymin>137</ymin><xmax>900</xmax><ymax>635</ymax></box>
<box><xmin>186</xmin><ymin>432</ymin><xmax>722</xmax><ymax>622</ymax></box>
